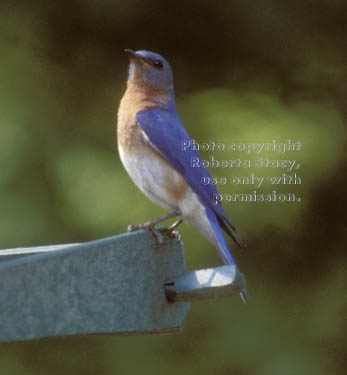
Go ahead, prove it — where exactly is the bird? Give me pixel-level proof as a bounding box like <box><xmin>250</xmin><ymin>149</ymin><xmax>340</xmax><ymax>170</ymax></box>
<box><xmin>117</xmin><ymin>49</ymin><xmax>247</xmax><ymax>302</ymax></box>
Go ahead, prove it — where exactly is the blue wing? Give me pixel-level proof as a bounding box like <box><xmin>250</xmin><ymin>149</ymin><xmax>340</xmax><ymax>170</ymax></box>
<box><xmin>136</xmin><ymin>106</ymin><xmax>244</xmax><ymax>251</ymax></box>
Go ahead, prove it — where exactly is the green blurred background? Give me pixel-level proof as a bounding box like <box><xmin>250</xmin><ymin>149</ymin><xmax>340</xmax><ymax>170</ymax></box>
<box><xmin>1</xmin><ymin>0</ymin><xmax>346</xmax><ymax>374</ymax></box>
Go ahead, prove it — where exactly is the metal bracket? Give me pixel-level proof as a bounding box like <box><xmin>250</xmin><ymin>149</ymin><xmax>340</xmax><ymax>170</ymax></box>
<box><xmin>165</xmin><ymin>265</ymin><xmax>247</xmax><ymax>302</ymax></box>
<box><xmin>0</xmin><ymin>230</ymin><xmax>246</xmax><ymax>343</ymax></box>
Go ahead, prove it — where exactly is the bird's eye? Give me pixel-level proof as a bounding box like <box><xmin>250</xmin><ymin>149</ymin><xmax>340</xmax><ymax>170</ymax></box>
<box><xmin>153</xmin><ymin>60</ymin><xmax>163</xmax><ymax>69</ymax></box>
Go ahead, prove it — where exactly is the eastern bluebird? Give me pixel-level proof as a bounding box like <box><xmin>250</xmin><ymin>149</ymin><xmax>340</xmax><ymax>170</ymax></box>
<box><xmin>117</xmin><ymin>49</ymin><xmax>247</xmax><ymax>302</ymax></box>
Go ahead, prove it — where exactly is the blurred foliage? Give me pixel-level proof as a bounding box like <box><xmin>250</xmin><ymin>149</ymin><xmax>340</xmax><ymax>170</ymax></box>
<box><xmin>0</xmin><ymin>0</ymin><xmax>346</xmax><ymax>374</ymax></box>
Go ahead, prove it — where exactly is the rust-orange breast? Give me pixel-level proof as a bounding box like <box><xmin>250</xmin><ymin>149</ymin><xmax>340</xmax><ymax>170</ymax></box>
<box><xmin>117</xmin><ymin>82</ymin><xmax>169</xmax><ymax>153</ymax></box>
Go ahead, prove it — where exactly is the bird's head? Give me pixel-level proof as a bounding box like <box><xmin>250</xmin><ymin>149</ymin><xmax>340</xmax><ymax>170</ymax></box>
<box><xmin>125</xmin><ymin>49</ymin><xmax>174</xmax><ymax>92</ymax></box>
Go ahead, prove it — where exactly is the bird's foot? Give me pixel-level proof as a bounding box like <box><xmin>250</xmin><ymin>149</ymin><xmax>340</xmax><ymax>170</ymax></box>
<box><xmin>148</xmin><ymin>225</ymin><xmax>165</xmax><ymax>247</ymax></box>
<box><xmin>128</xmin><ymin>222</ymin><xmax>165</xmax><ymax>246</ymax></box>
<box><xmin>127</xmin><ymin>211</ymin><xmax>183</xmax><ymax>246</ymax></box>
<box><xmin>159</xmin><ymin>220</ymin><xmax>183</xmax><ymax>242</ymax></box>
<box><xmin>127</xmin><ymin>209</ymin><xmax>181</xmax><ymax>233</ymax></box>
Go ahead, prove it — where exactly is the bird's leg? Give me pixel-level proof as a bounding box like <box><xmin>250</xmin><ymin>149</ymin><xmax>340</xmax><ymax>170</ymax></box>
<box><xmin>168</xmin><ymin>218</ymin><xmax>183</xmax><ymax>231</ymax></box>
<box><xmin>166</xmin><ymin>218</ymin><xmax>184</xmax><ymax>241</ymax></box>
<box><xmin>128</xmin><ymin>209</ymin><xmax>182</xmax><ymax>246</ymax></box>
<box><xmin>127</xmin><ymin>209</ymin><xmax>181</xmax><ymax>232</ymax></box>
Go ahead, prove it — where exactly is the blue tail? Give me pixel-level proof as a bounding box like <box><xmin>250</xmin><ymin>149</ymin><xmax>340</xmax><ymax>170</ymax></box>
<box><xmin>205</xmin><ymin>207</ymin><xmax>236</xmax><ymax>265</ymax></box>
<box><xmin>206</xmin><ymin>207</ymin><xmax>248</xmax><ymax>303</ymax></box>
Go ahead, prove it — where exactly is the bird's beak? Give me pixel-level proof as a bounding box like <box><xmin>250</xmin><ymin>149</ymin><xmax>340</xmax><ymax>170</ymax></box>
<box><xmin>124</xmin><ymin>49</ymin><xmax>150</xmax><ymax>68</ymax></box>
<box><xmin>124</xmin><ymin>49</ymin><xmax>137</xmax><ymax>59</ymax></box>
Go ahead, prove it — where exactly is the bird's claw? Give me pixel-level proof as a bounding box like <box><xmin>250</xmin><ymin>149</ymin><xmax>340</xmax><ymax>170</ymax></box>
<box><xmin>157</xmin><ymin>226</ymin><xmax>182</xmax><ymax>243</ymax></box>
<box><xmin>172</xmin><ymin>230</ymin><xmax>182</xmax><ymax>241</ymax></box>
<box><xmin>127</xmin><ymin>214</ymin><xmax>183</xmax><ymax>246</ymax></box>
<box><xmin>127</xmin><ymin>222</ymin><xmax>181</xmax><ymax>246</ymax></box>
<box><xmin>127</xmin><ymin>223</ymin><xmax>164</xmax><ymax>246</ymax></box>
<box><xmin>149</xmin><ymin>226</ymin><xmax>165</xmax><ymax>247</ymax></box>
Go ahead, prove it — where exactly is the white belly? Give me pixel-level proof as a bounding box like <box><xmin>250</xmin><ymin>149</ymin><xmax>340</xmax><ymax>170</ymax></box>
<box><xmin>119</xmin><ymin>145</ymin><xmax>184</xmax><ymax>211</ymax></box>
